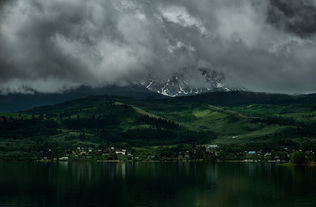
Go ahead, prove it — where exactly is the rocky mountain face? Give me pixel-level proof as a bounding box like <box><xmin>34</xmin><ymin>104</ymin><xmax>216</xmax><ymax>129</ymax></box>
<box><xmin>141</xmin><ymin>68</ymin><xmax>231</xmax><ymax>97</ymax></box>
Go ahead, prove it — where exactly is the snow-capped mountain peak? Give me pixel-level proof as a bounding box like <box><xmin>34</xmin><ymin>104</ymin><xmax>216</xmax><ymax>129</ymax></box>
<box><xmin>141</xmin><ymin>68</ymin><xmax>231</xmax><ymax>97</ymax></box>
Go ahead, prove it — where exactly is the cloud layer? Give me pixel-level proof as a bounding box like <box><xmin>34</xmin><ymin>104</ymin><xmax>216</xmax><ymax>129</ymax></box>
<box><xmin>1</xmin><ymin>0</ymin><xmax>316</xmax><ymax>94</ymax></box>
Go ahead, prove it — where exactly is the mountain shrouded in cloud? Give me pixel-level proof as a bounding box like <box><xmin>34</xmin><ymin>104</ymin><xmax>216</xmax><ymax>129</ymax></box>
<box><xmin>1</xmin><ymin>0</ymin><xmax>316</xmax><ymax>95</ymax></box>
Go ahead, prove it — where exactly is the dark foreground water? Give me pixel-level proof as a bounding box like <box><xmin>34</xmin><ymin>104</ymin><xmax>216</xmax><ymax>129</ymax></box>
<box><xmin>0</xmin><ymin>162</ymin><xmax>315</xmax><ymax>207</ymax></box>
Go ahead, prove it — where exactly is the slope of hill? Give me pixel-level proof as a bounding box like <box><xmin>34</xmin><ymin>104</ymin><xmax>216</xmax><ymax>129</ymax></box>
<box><xmin>0</xmin><ymin>85</ymin><xmax>165</xmax><ymax>112</ymax></box>
<box><xmin>0</xmin><ymin>94</ymin><xmax>315</xmax><ymax>153</ymax></box>
<box><xmin>174</xmin><ymin>91</ymin><xmax>316</xmax><ymax>106</ymax></box>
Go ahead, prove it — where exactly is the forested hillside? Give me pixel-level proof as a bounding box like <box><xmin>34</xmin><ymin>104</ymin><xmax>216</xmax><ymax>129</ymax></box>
<box><xmin>1</xmin><ymin>94</ymin><xmax>316</xmax><ymax>159</ymax></box>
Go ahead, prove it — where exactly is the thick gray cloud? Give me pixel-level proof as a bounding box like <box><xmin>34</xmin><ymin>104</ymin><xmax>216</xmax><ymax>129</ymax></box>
<box><xmin>0</xmin><ymin>0</ymin><xmax>316</xmax><ymax>94</ymax></box>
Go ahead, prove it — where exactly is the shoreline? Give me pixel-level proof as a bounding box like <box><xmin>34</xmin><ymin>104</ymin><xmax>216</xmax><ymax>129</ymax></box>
<box><xmin>279</xmin><ymin>162</ymin><xmax>316</xmax><ymax>167</ymax></box>
<box><xmin>0</xmin><ymin>159</ymin><xmax>292</xmax><ymax>163</ymax></box>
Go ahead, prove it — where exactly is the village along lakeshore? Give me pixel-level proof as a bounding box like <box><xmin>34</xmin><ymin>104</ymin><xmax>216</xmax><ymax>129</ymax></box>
<box><xmin>33</xmin><ymin>144</ymin><xmax>315</xmax><ymax>166</ymax></box>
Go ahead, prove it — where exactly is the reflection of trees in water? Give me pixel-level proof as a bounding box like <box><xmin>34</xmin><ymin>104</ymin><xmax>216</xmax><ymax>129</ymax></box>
<box><xmin>0</xmin><ymin>162</ymin><xmax>315</xmax><ymax>207</ymax></box>
<box><xmin>194</xmin><ymin>163</ymin><xmax>316</xmax><ymax>207</ymax></box>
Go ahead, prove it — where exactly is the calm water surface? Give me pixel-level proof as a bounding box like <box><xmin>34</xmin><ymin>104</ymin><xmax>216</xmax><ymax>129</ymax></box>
<box><xmin>0</xmin><ymin>162</ymin><xmax>315</xmax><ymax>207</ymax></box>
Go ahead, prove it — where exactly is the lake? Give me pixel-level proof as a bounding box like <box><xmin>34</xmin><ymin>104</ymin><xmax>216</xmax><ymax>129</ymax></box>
<box><xmin>0</xmin><ymin>162</ymin><xmax>315</xmax><ymax>207</ymax></box>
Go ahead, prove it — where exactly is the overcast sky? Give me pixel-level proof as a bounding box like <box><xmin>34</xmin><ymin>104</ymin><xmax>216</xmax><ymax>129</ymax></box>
<box><xmin>1</xmin><ymin>0</ymin><xmax>316</xmax><ymax>94</ymax></box>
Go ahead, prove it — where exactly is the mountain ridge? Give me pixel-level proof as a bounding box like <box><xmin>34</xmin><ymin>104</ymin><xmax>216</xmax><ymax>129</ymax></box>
<box><xmin>1</xmin><ymin>83</ymin><xmax>316</xmax><ymax>112</ymax></box>
<box><xmin>140</xmin><ymin>68</ymin><xmax>232</xmax><ymax>97</ymax></box>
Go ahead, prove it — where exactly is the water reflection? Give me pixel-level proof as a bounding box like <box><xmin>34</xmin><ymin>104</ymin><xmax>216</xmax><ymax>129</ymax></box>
<box><xmin>0</xmin><ymin>162</ymin><xmax>315</xmax><ymax>207</ymax></box>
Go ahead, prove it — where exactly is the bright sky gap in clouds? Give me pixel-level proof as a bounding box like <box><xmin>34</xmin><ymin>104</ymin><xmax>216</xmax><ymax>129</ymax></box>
<box><xmin>0</xmin><ymin>0</ymin><xmax>316</xmax><ymax>94</ymax></box>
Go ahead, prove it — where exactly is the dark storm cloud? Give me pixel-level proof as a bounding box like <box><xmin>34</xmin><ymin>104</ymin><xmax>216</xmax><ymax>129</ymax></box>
<box><xmin>268</xmin><ymin>0</ymin><xmax>316</xmax><ymax>37</ymax></box>
<box><xmin>0</xmin><ymin>0</ymin><xmax>316</xmax><ymax>94</ymax></box>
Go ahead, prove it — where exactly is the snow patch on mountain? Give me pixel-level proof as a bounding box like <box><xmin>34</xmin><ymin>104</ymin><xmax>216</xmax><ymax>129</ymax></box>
<box><xmin>141</xmin><ymin>68</ymin><xmax>231</xmax><ymax>97</ymax></box>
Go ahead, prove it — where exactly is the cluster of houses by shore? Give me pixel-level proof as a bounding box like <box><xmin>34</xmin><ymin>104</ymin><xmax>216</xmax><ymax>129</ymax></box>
<box><xmin>39</xmin><ymin>144</ymin><xmax>315</xmax><ymax>162</ymax></box>
<box><xmin>40</xmin><ymin>146</ymin><xmax>133</xmax><ymax>161</ymax></box>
